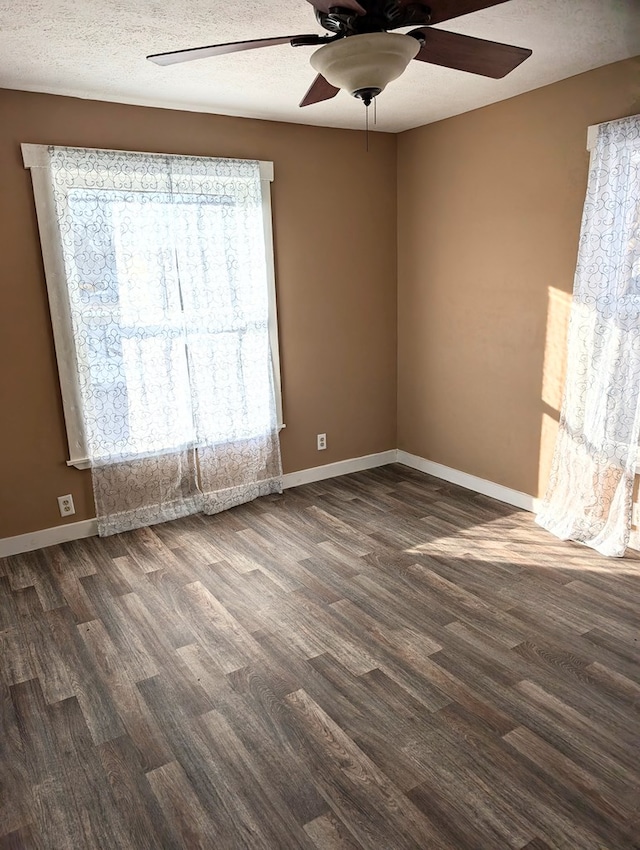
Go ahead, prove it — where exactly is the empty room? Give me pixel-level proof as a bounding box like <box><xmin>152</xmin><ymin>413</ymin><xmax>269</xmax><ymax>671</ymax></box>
<box><xmin>1</xmin><ymin>0</ymin><xmax>639</xmax><ymax>847</ymax></box>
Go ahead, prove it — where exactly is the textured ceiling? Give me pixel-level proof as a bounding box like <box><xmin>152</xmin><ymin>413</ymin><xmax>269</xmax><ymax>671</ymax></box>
<box><xmin>1</xmin><ymin>0</ymin><xmax>639</xmax><ymax>132</ymax></box>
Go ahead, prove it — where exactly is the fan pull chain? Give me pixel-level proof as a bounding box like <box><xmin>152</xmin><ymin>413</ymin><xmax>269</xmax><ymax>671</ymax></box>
<box><xmin>365</xmin><ymin>101</ymin><xmax>369</xmax><ymax>152</ymax></box>
<box><xmin>373</xmin><ymin>96</ymin><xmax>377</xmax><ymax>126</ymax></box>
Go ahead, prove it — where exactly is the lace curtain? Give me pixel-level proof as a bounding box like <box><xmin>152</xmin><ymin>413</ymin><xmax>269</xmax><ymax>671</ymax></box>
<box><xmin>536</xmin><ymin>115</ymin><xmax>640</xmax><ymax>557</ymax></box>
<box><xmin>48</xmin><ymin>146</ymin><xmax>282</xmax><ymax>536</ymax></box>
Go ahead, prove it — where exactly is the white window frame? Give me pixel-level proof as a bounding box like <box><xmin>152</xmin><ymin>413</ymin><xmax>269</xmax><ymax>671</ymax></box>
<box><xmin>22</xmin><ymin>143</ymin><xmax>284</xmax><ymax>469</ymax></box>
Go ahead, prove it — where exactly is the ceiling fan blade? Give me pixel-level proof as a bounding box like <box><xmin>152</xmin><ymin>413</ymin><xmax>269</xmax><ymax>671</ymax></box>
<box><xmin>147</xmin><ymin>35</ymin><xmax>316</xmax><ymax>66</ymax></box>
<box><xmin>412</xmin><ymin>0</ymin><xmax>512</xmax><ymax>25</ymax></box>
<box><xmin>300</xmin><ymin>74</ymin><xmax>340</xmax><ymax>107</ymax></box>
<box><xmin>411</xmin><ymin>28</ymin><xmax>531</xmax><ymax>78</ymax></box>
<box><xmin>306</xmin><ymin>0</ymin><xmax>366</xmax><ymax>15</ymax></box>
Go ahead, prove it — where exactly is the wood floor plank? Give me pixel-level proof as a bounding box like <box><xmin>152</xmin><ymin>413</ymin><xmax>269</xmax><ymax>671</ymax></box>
<box><xmin>284</xmin><ymin>688</ymin><xmax>455</xmax><ymax>850</ymax></box>
<box><xmin>1</xmin><ymin>463</ymin><xmax>639</xmax><ymax>848</ymax></box>
<box><xmin>179</xmin><ymin>579</ymin><xmax>268</xmax><ymax>674</ymax></box>
<box><xmin>211</xmin><ymin>663</ymin><xmax>328</xmax><ymax>826</ymax></box>
<box><xmin>428</xmin><ymin>701</ymin><xmax>635</xmax><ymax>850</ymax></box>
<box><xmin>503</xmin><ymin>725</ymin><xmax>637</xmax><ymax>823</ymax></box>
<box><xmin>10</xmin><ymin>681</ymin><xmax>78</xmax><ymax>848</ymax></box>
<box><xmin>97</xmin><ymin>734</ymin><xmax>177</xmax><ymax>850</ymax></box>
<box><xmin>146</xmin><ymin>760</ymin><xmax>219</xmax><ymax>849</ymax></box>
<box><xmin>0</xmin><ymin>627</ymin><xmax>36</xmax><ymax>689</ymax></box>
<box><xmin>80</xmin><ymin>618</ymin><xmax>173</xmax><ymax>772</ymax></box>
<box><xmin>45</xmin><ymin>606</ymin><xmax>125</xmax><ymax>744</ymax></box>
<box><xmin>304</xmin><ymin>812</ymin><xmax>366</xmax><ymax>850</ymax></box>
<box><xmin>45</xmin><ymin>695</ymin><xmax>132</xmax><ymax>848</ymax></box>
<box><xmin>12</xmin><ymin>588</ymin><xmax>75</xmax><ymax>705</ymax></box>
<box><xmin>514</xmin><ymin>679</ymin><xmax>640</xmax><ymax>776</ymax></box>
<box><xmin>79</xmin><ymin>574</ymin><xmax>160</xmax><ymax>682</ymax></box>
<box><xmin>0</xmin><ymin>683</ymin><xmax>28</xmax><ymax>839</ymax></box>
<box><xmin>249</xmin><ymin>629</ymin><xmax>380</xmax><ymax>738</ymax></box>
<box><xmin>138</xmin><ymin>678</ymin><xmax>246</xmax><ymax>847</ymax></box>
<box><xmin>0</xmin><ymin>826</ymin><xmax>35</xmax><ymax>850</ymax></box>
<box><xmin>0</xmin><ymin>578</ymin><xmax>20</xmax><ymax>631</ymax></box>
<box><xmin>193</xmin><ymin>708</ymin><xmax>315</xmax><ymax>849</ymax></box>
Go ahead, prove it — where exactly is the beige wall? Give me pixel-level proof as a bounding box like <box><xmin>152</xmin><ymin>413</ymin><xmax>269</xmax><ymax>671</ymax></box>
<box><xmin>0</xmin><ymin>90</ymin><xmax>398</xmax><ymax>537</ymax></box>
<box><xmin>397</xmin><ymin>57</ymin><xmax>640</xmax><ymax>499</ymax></box>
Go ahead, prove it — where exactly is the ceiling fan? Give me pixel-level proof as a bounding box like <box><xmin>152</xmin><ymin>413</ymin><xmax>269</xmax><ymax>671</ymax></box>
<box><xmin>147</xmin><ymin>0</ymin><xmax>532</xmax><ymax>109</ymax></box>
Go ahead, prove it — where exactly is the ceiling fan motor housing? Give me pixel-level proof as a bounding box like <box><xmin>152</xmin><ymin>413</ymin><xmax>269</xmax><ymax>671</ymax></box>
<box><xmin>315</xmin><ymin>1</ymin><xmax>432</xmax><ymax>35</ymax></box>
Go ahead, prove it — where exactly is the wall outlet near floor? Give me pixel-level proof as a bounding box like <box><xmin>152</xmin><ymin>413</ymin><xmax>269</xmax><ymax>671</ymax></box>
<box><xmin>57</xmin><ymin>494</ymin><xmax>75</xmax><ymax>517</ymax></box>
<box><xmin>317</xmin><ymin>433</ymin><xmax>327</xmax><ymax>451</ymax></box>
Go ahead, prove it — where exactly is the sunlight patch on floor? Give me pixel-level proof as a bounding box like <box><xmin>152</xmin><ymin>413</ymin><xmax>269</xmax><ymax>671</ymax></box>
<box><xmin>404</xmin><ymin>518</ymin><xmax>640</xmax><ymax>575</ymax></box>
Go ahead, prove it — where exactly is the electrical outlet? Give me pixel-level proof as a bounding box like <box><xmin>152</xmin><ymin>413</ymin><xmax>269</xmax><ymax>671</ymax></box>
<box><xmin>57</xmin><ymin>494</ymin><xmax>75</xmax><ymax>517</ymax></box>
<box><xmin>317</xmin><ymin>433</ymin><xmax>327</xmax><ymax>451</ymax></box>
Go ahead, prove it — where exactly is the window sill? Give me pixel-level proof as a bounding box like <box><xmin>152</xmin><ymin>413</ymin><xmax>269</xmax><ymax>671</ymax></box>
<box><xmin>67</xmin><ymin>458</ymin><xmax>91</xmax><ymax>470</ymax></box>
<box><xmin>66</xmin><ymin>424</ymin><xmax>287</xmax><ymax>470</ymax></box>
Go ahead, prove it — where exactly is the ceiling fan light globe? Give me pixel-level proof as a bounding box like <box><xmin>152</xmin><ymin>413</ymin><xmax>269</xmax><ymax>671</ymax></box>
<box><xmin>310</xmin><ymin>32</ymin><xmax>419</xmax><ymax>97</ymax></box>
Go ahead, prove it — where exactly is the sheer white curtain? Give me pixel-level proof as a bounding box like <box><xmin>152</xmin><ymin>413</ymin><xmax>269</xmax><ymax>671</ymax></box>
<box><xmin>536</xmin><ymin>115</ymin><xmax>640</xmax><ymax>556</ymax></box>
<box><xmin>48</xmin><ymin>146</ymin><xmax>282</xmax><ymax>536</ymax></box>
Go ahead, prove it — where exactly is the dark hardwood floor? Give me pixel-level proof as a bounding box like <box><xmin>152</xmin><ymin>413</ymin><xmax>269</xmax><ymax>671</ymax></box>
<box><xmin>1</xmin><ymin>463</ymin><xmax>639</xmax><ymax>849</ymax></box>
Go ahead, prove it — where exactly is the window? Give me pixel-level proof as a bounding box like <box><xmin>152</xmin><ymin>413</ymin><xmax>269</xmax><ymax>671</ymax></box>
<box><xmin>23</xmin><ymin>145</ymin><xmax>282</xmax><ymax>469</ymax></box>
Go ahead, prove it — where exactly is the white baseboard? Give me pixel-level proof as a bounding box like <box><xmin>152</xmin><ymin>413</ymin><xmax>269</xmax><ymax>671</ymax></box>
<box><xmin>0</xmin><ymin>449</ymin><xmax>537</xmax><ymax>557</ymax></box>
<box><xmin>282</xmin><ymin>450</ymin><xmax>398</xmax><ymax>489</ymax></box>
<box><xmin>0</xmin><ymin>518</ymin><xmax>98</xmax><ymax>559</ymax></box>
<box><xmin>396</xmin><ymin>450</ymin><xmax>537</xmax><ymax>512</ymax></box>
